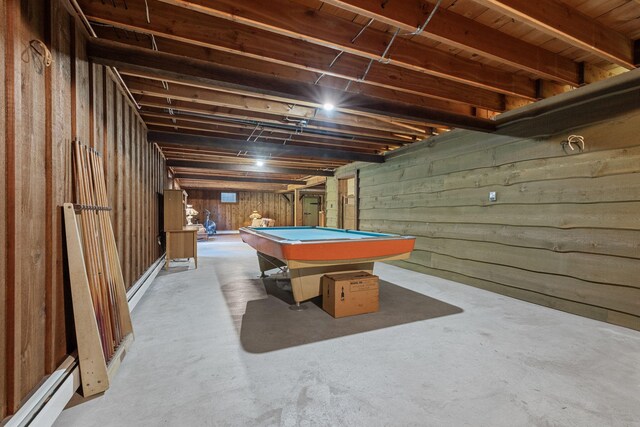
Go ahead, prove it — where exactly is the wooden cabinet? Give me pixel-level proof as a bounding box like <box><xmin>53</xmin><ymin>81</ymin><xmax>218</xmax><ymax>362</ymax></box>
<box><xmin>164</xmin><ymin>189</ymin><xmax>197</xmax><ymax>269</ymax></box>
<box><xmin>164</xmin><ymin>189</ymin><xmax>187</xmax><ymax>231</ymax></box>
<box><xmin>165</xmin><ymin>228</ymin><xmax>198</xmax><ymax>270</ymax></box>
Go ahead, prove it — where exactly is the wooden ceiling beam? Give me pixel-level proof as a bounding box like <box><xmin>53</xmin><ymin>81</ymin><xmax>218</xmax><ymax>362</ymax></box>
<box><xmin>144</xmin><ymin>119</ymin><xmax>390</xmax><ymax>153</ymax></box>
<box><xmin>131</xmin><ymin>78</ymin><xmax>317</xmax><ymax>119</ymax></box>
<box><xmin>149</xmin><ymin>130</ymin><xmax>385</xmax><ymax>163</ymax></box>
<box><xmin>87</xmin><ymin>39</ymin><xmax>497</xmax><ymax>132</ymax></box>
<box><xmin>173</xmin><ymin>174</ymin><xmax>303</xmax><ymax>184</ymax></box>
<box><xmin>148</xmin><ymin>123</ymin><xmax>383</xmax><ymax>154</ymax></box>
<box><xmin>165</xmin><ymin>155</ymin><xmax>343</xmax><ymax>170</ymax></box>
<box><xmin>137</xmin><ymin>100</ymin><xmax>415</xmax><ymax>143</ymax></box>
<box><xmin>125</xmin><ymin>77</ymin><xmax>432</xmax><ymax>135</ymax></box>
<box><xmin>94</xmin><ymin>29</ymin><xmax>474</xmax><ymax>117</ymax></box>
<box><xmin>156</xmin><ymin>0</ymin><xmax>535</xmax><ymax>99</ymax></box>
<box><xmin>141</xmin><ymin>111</ymin><xmax>403</xmax><ymax>149</ymax></box>
<box><xmin>161</xmin><ymin>146</ymin><xmax>346</xmax><ymax>167</ymax></box>
<box><xmin>125</xmin><ymin>71</ymin><xmax>450</xmax><ymax>135</ymax></box>
<box><xmin>164</xmin><ymin>150</ymin><xmax>344</xmax><ymax>168</ymax></box>
<box><xmin>171</xmin><ymin>168</ymin><xmax>306</xmax><ymax>180</ymax></box>
<box><xmin>321</xmin><ymin>0</ymin><xmax>580</xmax><ymax>85</ymax></box>
<box><xmin>142</xmin><ymin>113</ymin><xmax>398</xmax><ymax>151</ymax></box>
<box><xmin>166</xmin><ymin>159</ymin><xmax>335</xmax><ymax>176</ymax></box>
<box><xmin>80</xmin><ymin>0</ymin><xmax>506</xmax><ymax>110</ymax></box>
<box><xmin>177</xmin><ymin>180</ymin><xmax>288</xmax><ymax>191</ymax></box>
<box><xmin>472</xmin><ymin>0</ymin><xmax>635</xmax><ymax>69</ymax></box>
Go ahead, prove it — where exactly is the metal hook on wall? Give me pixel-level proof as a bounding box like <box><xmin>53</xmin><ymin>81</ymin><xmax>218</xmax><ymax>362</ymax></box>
<box><xmin>30</xmin><ymin>40</ymin><xmax>53</xmax><ymax>67</ymax></box>
<box><xmin>561</xmin><ymin>134</ymin><xmax>586</xmax><ymax>154</ymax></box>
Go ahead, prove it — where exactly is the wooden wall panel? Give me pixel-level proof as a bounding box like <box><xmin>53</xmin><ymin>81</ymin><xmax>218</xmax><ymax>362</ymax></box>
<box><xmin>187</xmin><ymin>190</ymin><xmax>294</xmax><ymax>230</ymax></box>
<box><xmin>105</xmin><ymin>75</ymin><xmax>115</xmax><ymax>225</ymax></box>
<box><xmin>115</xmin><ymin>90</ymin><xmax>124</xmax><ymax>266</ymax></box>
<box><xmin>345</xmin><ymin>105</ymin><xmax>640</xmax><ymax>331</ymax></box>
<box><xmin>1</xmin><ymin>0</ymin><xmax>166</xmax><ymax>420</ymax></box>
<box><xmin>123</xmin><ymin>103</ymin><xmax>131</xmax><ymax>286</ymax></box>
<box><xmin>16</xmin><ymin>0</ymin><xmax>47</xmax><ymax>407</ymax></box>
<box><xmin>48</xmin><ymin>0</ymin><xmax>73</xmax><ymax>375</ymax></box>
<box><xmin>1</xmin><ymin>0</ymin><xmax>8</xmax><ymax>418</ymax></box>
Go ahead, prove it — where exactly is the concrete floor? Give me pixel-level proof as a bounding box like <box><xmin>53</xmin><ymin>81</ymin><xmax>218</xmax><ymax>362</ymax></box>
<box><xmin>56</xmin><ymin>235</ymin><xmax>640</xmax><ymax>427</ymax></box>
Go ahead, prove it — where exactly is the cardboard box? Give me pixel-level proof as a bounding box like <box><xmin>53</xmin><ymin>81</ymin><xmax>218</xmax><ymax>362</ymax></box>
<box><xmin>322</xmin><ymin>271</ymin><xmax>379</xmax><ymax>318</ymax></box>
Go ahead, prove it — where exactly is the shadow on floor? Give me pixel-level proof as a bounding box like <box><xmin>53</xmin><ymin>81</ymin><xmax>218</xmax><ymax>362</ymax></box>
<box><xmin>238</xmin><ymin>278</ymin><xmax>463</xmax><ymax>353</ymax></box>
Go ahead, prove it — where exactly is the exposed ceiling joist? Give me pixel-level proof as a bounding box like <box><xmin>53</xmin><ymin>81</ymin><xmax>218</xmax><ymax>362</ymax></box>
<box><xmin>150</xmin><ymin>131</ymin><xmax>385</xmax><ymax>163</ymax></box>
<box><xmin>87</xmin><ymin>39</ymin><xmax>497</xmax><ymax>132</ymax></box>
<box><xmin>127</xmin><ymin>77</ymin><xmax>435</xmax><ymax>135</ymax></box>
<box><xmin>81</xmin><ymin>0</ymin><xmax>508</xmax><ymax>110</ymax></box>
<box><xmin>173</xmin><ymin>174</ymin><xmax>303</xmax><ymax>184</ymax></box>
<box><xmin>141</xmin><ymin>111</ymin><xmax>401</xmax><ymax>150</ymax></box>
<box><xmin>94</xmin><ymin>29</ymin><xmax>474</xmax><ymax>117</ymax></box>
<box><xmin>137</xmin><ymin>98</ymin><xmax>412</xmax><ymax>143</ymax></box>
<box><xmin>156</xmin><ymin>0</ymin><xmax>536</xmax><ymax>99</ymax></box>
<box><xmin>166</xmin><ymin>160</ymin><xmax>335</xmax><ymax>176</ymax></box>
<box><xmin>164</xmin><ymin>150</ymin><xmax>346</xmax><ymax>169</ymax></box>
<box><xmin>178</xmin><ymin>180</ymin><xmax>289</xmax><ymax>191</ymax></box>
<box><xmin>140</xmin><ymin>107</ymin><xmax>407</xmax><ymax>146</ymax></box>
<box><xmin>321</xmin><ymin>0</ymin><xmax>580</xmax><ymax>85</ymax></box>
<box><xmin>145</xmin><ymin>121</ymin><xmax>387</xmax><ymax>153</ymax></box>
<box><xmin>145</xmin><ymin>123</ymin><xmax>390</xmax><ymax>153</ymax></box>
<box><xmin>473</xmin><ymin>0</ymin><xmax>635</xmax><ymax>69</ymax></box>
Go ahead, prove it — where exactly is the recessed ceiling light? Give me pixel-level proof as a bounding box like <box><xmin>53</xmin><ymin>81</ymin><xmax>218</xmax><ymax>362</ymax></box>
<box><xmin>322</xmin><ymin>102</ymin><xmax>335</xmax><ymax>111</ymax></box>
<box><xmin>256</xmin><ymin>160</ymin><xmax>265</xmax><ymax>167</ymax></box>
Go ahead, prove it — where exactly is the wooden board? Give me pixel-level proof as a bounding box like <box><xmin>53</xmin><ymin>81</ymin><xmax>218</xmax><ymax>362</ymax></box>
<box><xmin>62</xmin><ymin>207</ymin><xmax>134</xmax><ymax>394</ymax></box>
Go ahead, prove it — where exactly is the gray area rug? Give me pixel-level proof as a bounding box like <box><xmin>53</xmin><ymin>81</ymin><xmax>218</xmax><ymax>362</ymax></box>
<box><xmin>222</xmin><ymin>277</ymin><xmax>463</xmax><ymax>353</ymax></box>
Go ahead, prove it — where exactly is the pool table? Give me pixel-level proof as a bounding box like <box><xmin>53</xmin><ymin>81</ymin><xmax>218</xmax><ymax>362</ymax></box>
<box><xmin>239</xmin><ymin>226</ymin><xmax>415</xmax><ymax>305</ymax></box>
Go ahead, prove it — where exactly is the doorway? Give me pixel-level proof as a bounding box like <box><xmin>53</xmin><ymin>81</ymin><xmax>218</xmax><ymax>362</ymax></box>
<box><xmin>302</xmin><ymin>196</ymin><xmax>321</xmax><ymax>226</ymax></box>
<box><xmin>339</xmin><ymin>177</ymin><xmax>356</xmax><ymax>229</ymax></box>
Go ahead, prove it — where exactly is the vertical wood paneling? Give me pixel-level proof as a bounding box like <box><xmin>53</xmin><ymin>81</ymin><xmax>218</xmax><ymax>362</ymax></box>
<box><xmin>123</xmin><ymin>104</ymin><xmax>131</xmax><ymax>286</ymax></box>
<box><xmin>5</xmin><ymin>0</ymin><xmax>20</xmax><ymax>410</ymax></box>
<box><xmin>17</xmin><ymin>0</ymin><xmax>47</xmax><ymax>408</ymax></box>
<box><xmin>1</xmin><ymin>0</ymin><xmax>9</xmax><ymax>417</ymax></box>
<box><xmin>129</xmin><ymin>120</ymin><xmax>139</xmax><ymax>283</ymax></box>
<box><xmin>187</xmin><ymin>190</ymin><xmax>294</xmax><ymax>230</ymax></box>
<box><xmin>50</xmin><ymin>0</ymin><xmax>72</xmax><ymax>369</ymax></box>
<box><xmin>105</xmin><ymin>76</ymin><xmax>115</xmax><ymax>225</ymax></box>
<box><xmin>0</xmin><ymin>0</ymin><xmax>166</xmax><ymax>418</ymax></box>
<box><xmin>115</xmin><ymin>91</ymin><xmax>124</xmax><ymax>264</ymax></box>
<box><xmin>91</xmin><ymin>64</ymin><xmax>103</xmax><ymax>153</ymax></box>
<box><xmin>74</xmin><ymin>28</ymin><xmax>89</xmax><ymax>145</ymax></box>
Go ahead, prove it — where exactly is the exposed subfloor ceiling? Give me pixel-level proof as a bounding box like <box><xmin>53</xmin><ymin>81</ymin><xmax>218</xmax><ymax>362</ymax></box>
<box><xmin>73</xmin><ymin>0</ymin><xmax>640</xmax><ymax>190</ymax></box>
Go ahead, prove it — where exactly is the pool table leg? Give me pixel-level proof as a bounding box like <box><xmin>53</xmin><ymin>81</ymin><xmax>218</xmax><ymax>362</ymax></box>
<box><xmin>288</xmin><ymin>302</ymin><xmax>309</xmax><ymax>311</ymax></box>
<box><xmin>256</xmin><ymin>252</ymin><xmax>287</xmax><ymax>277</ymax></box>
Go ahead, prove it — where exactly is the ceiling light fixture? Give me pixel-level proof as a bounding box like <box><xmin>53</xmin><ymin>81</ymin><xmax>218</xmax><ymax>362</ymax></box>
<box><xmin>256</xmin><ymin>160</ymin><xmax>265</xmax><ymax>167</ymax></box>
<box><xmin>322</xmin><ymin>102</ymin><xmax>335</xmax><ymax>111</ymax></box>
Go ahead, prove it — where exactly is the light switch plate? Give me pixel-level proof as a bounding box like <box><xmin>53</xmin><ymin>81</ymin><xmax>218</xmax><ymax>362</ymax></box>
<box><xmin>489</xmin><ymin>191</ymin><xmax>497</xmax><ymax>202</ymax></box>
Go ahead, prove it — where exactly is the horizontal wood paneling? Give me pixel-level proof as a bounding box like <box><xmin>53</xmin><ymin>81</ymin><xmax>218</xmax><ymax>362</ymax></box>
<box><xmin>187</xmin><ymin>190</ymin><xmax>293</xmax><ymax>230</ymax></box>
<box><xmin>350</xmin><ymin>105</ymin><xmax>640</xmax><ymax>331</ymax></box>
<box><xmin>1</xmin><ymin>0</ymin><xmax>165</xmax><ymax>419</ymax></box>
